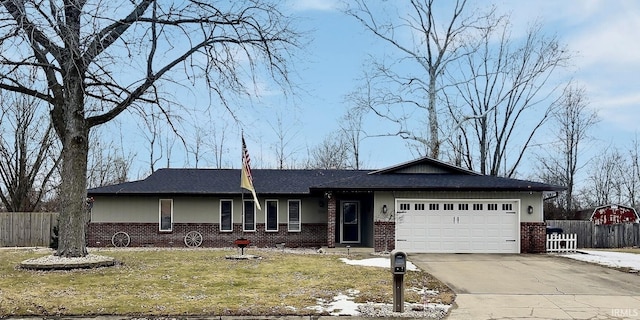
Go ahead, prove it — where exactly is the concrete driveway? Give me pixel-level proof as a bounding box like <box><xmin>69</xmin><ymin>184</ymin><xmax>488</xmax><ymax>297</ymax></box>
<box><xmin>410</xmin><ymin>254</ymin><xmax>640</xmax><ymax>319</ymax></box>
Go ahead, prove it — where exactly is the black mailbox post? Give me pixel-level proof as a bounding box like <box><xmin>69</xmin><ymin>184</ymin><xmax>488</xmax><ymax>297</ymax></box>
<box><xmin>390</xmin><ymin>251</ymin><xmax>407</xmax><ymax>312</ymax></box>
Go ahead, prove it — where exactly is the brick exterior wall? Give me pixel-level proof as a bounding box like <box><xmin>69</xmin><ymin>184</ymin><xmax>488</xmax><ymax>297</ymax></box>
<box><xmin>88</xmin><ymin>223</ymin><xmax>327</xmax><ymax>248</ymax></box>
<box><xmin>520</xmin><ymin>222</ymin><xmax>546</xmax><ymax>253</ymax></box>
<box><xmin>374</xmin><ymin>221</ymin><xmax>395</xmax><ymax>252</ymax></box>
<box><xmin>88</xmin><ymin>216</ymin><xmax>544</xmax><ymax>253</ymax></box>
<box><xmin>326</xmin><ymin>195</ymin><xmax>336</xmax><ymax>248</ymax></box>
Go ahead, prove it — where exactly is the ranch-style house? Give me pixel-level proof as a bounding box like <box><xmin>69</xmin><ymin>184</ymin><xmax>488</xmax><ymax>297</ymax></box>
<box><xmin>87</xmin><ymin>157</ymin><xmax>564</xmax><ymax>253</ymax></box>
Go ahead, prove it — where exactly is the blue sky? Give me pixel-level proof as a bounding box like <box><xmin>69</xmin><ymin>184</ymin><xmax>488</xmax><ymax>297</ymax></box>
<box><xmin>107</xmin><ymin>0</ymin><xmax>640</xmax><ymax>179</ymax></box>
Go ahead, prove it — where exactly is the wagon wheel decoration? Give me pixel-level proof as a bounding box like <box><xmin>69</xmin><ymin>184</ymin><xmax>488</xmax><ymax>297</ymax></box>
<box><xmin>184</xmin><ymin>231</ymin><xmax>203</xmax><ymax>248</ymax></box>
<box><xmin>111</xmin><ymin>231</ymin><xmax>130</xmax><ymax>247</ymax></box>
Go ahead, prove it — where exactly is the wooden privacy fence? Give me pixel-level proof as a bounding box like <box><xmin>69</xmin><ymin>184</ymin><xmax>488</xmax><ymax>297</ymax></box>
<box><xmin>546</xmin><ymin>233</ymin><xmax>577</xmax><ymax>253</ymax></box>
<box><xmin>546</xmin><ymin>220</ymin><xmax>640</xmax><ymax>248</ymax></box>
<box><xmin>0</xmin><ymin>212</ymin><xmax>59</xmax><ymax>247</ymax></box>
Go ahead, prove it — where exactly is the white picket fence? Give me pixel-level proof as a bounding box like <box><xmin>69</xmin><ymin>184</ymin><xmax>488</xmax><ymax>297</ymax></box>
<box><xmin>546</xmin><ymin>233</ymin><xmax>578</xmax><ymax>253</ymax></box>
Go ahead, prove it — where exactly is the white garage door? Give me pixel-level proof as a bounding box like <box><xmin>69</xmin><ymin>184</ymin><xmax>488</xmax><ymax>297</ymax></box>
<box><xmin>395</xmin><ymin>199</ymin><xmax>520</xmax><ymax>253</ymax></box>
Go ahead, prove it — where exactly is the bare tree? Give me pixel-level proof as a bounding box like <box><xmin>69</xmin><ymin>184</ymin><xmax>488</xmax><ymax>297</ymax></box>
<box><xmin>211</xmin><ymin>120</ymin><xmax>231</xmax><ymax>169</ymax></box>
<box><xmin>535</xmin><ymin>84</ymin><xmax>598</xmax><ymax>216</ymax></box>
<box><xmin>340</xmin><ymin>102</ymin><xmax>367</xmax><ymax>169</ymax></box>
<box><xmin>188</xmin><ymin>125</ymin><xmax>207</xmax><ymax>169</ymax></box>
<box><xmin>620</xmin><ymin>136</ymin><xmax>640</xmax><ymax>209</ymax></box>
<box><xmin>306</xmin><ymin>133</ymin><xmax>350</xmax><ymax>170</ymax></box>
<box><xmin>580</xmin><ymin>149</ymin><xmax>625</xmax><ymax>207</ymax></box>
<box><xmin>345</xmin><ymin>0</ymin><xmax>495</xmax><ymax>159</ymax></box>
<box><xmin>86</xmin><ymin>131</ymin><xmax>134</xmax><ymax>188</ymax></box>
<box><xmin>617</xmin><ymin>135</ymin><xmax>640</xmax><ymax>209</ymax></box>
<box><xmin>0</xmin><ymin>93</ymin><xmax>60</xmax><ymax>212</ymax></box>
<box><xmin>269</xmin><ymin>113</ymin><xmax>301</xmax><ymax>169</ymax></box>
<box><xmin>447</xmin><ymin>20</ymin><xmax>570</xmax><ymax>177</ymax></box>
<box><xmin>138</xmin><ymin>113</ymin><xmax>164</xmax><ymax>173</ymax></box>
<box><xmin>0</xmin><ymin>0</ymin><xmax>299</xmax><ymax>257</ymax></box>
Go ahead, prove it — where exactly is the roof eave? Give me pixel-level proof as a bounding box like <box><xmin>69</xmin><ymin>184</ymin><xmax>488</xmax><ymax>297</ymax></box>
<box><xmin>310</xmin><ymin>186</ymin><xmax>565</xmax><ymax>192</ymax></box>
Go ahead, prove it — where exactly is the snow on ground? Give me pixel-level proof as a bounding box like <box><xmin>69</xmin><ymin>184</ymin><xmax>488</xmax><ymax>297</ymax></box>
<box><xmin>564</xmin><ymin>250</ymin><xmax>640</xmax><ymax>271</ymax></box>
<box><xmin>313</xmin><ymin>257</ymin><xmax>450</xmax><ymax>318</ymax></box>
<box><xmin>306</xmin><ymin>289</ymin><xmax>361</xmax><ymax>316</ymax></box>
<box><xmin>339</xmin><ymin>257</ymin><xmax>420</xmax><ymax>271</ymax></box>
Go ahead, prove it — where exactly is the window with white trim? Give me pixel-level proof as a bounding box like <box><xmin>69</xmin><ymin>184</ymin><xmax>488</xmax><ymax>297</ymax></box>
<box><xmin>220</xmin><ymin>199</ymin><xmax>233</xmax><ymax>232</ymax></box>
<box><xmin>473</xmin><ymin>203</ymin><xmax>483</xmax><ymax>211</ymax></box>
<box><xmin>243</xmin><ymin>200</ymin><xmax>256</xmax><ymax>232</ymax></box>
<box><xmin>288</xmin><ymin>200</ymin><xmax>301</xmax><ymax>232</ymax></box>
<box><xmin>443</xmin><ymin>203</ymin><xmax>454</xmax><ymax>210</ymax></box>
<box><xmin>159</xmin><ymin>199</ymin><xmax>173</xmax><ymax>232</ymax></box>
<box><xmin>458</xmin><ymin>203</ymin><xmax>469</xmax><ymax>210</ymax></box>
<box><xmin>265</xmin><ymin>200</ymin><xmax>278</xmax><ymax>232</ymax></box>
<box><xmin>502</xmin><ymin>203</ymin><xmax>513</xmax><ymax>211</ymax></box>
<box><xmin>488</xmin><ymin>203</ymin><xmax>498</xmax><ymax>210</ymax></box>
<box><xmin>429</xmin><ymin>203</ymin><xmax>439</xmax><ymax>210</ymax></box>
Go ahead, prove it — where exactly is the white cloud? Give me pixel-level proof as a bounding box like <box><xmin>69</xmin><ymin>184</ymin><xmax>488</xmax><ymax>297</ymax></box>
<box><xmin>289</xmin><ymin>0</ymin><xmax>341</xmax><ymax>12</ymax></box>
<box><xmin>591</xmin><ymin>92</ymin><xmax>640</xmax><ymax>130</ymax></box>
<box><xmin>569</xmin><ymin>7</ymin><xmax>640</xmax><ymax>70</ymax></box>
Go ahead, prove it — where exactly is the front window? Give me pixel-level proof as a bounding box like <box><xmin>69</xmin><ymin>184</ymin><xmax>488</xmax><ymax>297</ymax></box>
<box><xmin>159</xmin><ymin>199</ymin><xmax>173</xmax><ymax>232</ymax></box>
<box><xmin>288</xmin><ymin>200</ymin><xmax>301</xmax><ymax>232</ymax></box>
<box><xmin>220</xmin><ymin>200</ymin><xmax>233</xmax><ymax>232</ymax></box>
<box><xmin>243</xmin><ymin>200</ymin><xmax>256</xmax><ymax>231</ymax></box>
<box><xmin>265</xmin><ymin>200</ymin><xmax>278</xmax><ymax>232</ymax></box>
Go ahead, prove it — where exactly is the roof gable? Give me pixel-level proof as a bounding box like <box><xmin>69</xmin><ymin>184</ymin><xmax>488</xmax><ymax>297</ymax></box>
<box><xmin>369</xmin><ymin>157</ymin><xmax>480</xmax><ymax>175</ymax></box>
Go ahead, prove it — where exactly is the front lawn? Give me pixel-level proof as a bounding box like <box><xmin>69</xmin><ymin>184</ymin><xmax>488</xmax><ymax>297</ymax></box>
<box><xmin>0</xmin><ymin>248</ymin><xmax>454</xmax><ymax>317</ymax></box>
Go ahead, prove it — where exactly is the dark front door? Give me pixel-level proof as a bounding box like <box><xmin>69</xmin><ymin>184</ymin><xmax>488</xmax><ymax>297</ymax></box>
<box><xmin>341</xmin><ymin>201</ymin><xmax>360</xmax><ymax>243</ymax></box>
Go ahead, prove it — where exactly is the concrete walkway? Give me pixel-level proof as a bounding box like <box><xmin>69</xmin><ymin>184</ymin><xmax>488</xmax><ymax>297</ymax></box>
<box><xmin>410</xmin><ymin>253</ymin><xmax>640</xmax><ymax>319</ymax></box>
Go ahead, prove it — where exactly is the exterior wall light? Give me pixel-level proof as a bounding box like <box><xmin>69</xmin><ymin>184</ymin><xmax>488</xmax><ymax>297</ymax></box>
<box><xmin>382</xmin><ymin>204</ymin><xmax>388</xmax><ymax>214</ymax></box>
<box><xmin>527</xmin><ymin>205</ymin><xmax>534</xmax><ymax>214</ymax></box>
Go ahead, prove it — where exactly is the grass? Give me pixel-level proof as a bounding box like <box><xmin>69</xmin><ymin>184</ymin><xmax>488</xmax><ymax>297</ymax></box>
<box><xmin>0</xmin><ymin>248</ymin><xmax>454</xmax><ymax>317</ymax></box>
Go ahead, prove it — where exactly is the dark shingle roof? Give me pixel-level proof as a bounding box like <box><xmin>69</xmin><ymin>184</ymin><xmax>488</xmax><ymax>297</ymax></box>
<box><xmin>87</xmin><ymin>169</ymin><xmax>369</xmax><ymax>195</ymax></box>
<box><xmin>88</xmin><ymin>167</ymin><xmax>564</xmax><ymax>196</ymax></box>
<box><xmin>311</xmin><ymin>173</ymin><xmax>564</xmax><ymax>191</ymax></box>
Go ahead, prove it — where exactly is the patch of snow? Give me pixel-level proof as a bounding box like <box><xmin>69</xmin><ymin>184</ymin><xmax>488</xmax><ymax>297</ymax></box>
<box><xmin>409</xmin><ymin>287</ymin><xmax>439</xmax><ymax>296</ymax></box>
<box><xmin>339</xmin><ymin>257</ymin><xmax>419</xmax><ymax>271</ymax></box>
<box><xmin>564</xmin><ymin>250</ymin><xmax>640</xmax><ymax>271</ymax></box>
<box><xmin>308</xmin><ymin>289</ymin><xmax>449</xmax><ymax>318</ymax></box>
<box><xmin>327</xmin><ymin>291</ymin><xmax>361</xmax><ymax>316</ymax></box>
<box><xmin>358</xmin><ymin>302</ymin><xmax>450</xmax><ymax>318</ymax></box>
<box><xmin>324</xmin><ymin>258</ymin><xmax>448</xmax><ymax>318</ymax></box>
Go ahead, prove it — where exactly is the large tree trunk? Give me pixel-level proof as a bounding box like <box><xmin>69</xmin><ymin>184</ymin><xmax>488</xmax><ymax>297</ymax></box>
<box><xmin>53</xmin><ymin>72</ymin><xmax>90</xmax><ymax>258</ymax></box>
<box><xmin>56</xmin><ymin>136</ymin><xmax>89</xmax><ymax>257</ymax></box>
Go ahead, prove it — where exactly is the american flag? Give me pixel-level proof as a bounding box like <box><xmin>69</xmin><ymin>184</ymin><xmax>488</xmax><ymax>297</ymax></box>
<box><xmin>242</xmin><ymin>136</ymin><xmax>253</xmax><ymax>184</ymax></box>
<box><xmin>240</xmin><ymin>134</ymin><xmax>260</xmax><ymax>210</ymax></box>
